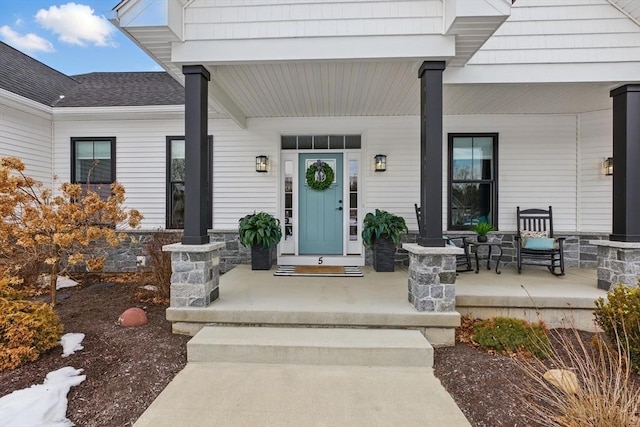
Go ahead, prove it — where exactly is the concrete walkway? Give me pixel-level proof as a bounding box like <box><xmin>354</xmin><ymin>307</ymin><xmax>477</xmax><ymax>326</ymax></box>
<box><xmin>134</xmin><ymin>363</ymin><xmax>470</xmax><ymax>427</ymax></box>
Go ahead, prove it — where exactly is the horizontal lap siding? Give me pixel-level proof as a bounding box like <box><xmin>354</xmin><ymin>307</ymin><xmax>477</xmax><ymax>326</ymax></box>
<box><xmin>470</xmin><ymin>0</ymin><xmax>640</xmax><ymax>65</ymax></box>
<box><xmin>53</xmin><ymin>119</ymin><xmax>183</xmax><ymax>229</ymax></box>
<box><xmin>52</xmin><ymin>114</ymin><xmax>591</xmax><ymax>233</ymax></box>
<box><xmin>0</xmin><ymin>105</ymin><xmax>52</xmax><ymax>186</ymax></box>
<box><xmin>185</xmin><ymin>0</ymin><xmax>442</xmax><ymax>39</ymax></box>
<box><xmin>579</xmin><ymin>110</ymin><xmax>612</xmax><ymax>232</ymax></box>
<box><xmin>444</xmin><ymin>115</ymin><xmax>578</xmax><ymax>232</ymax></box>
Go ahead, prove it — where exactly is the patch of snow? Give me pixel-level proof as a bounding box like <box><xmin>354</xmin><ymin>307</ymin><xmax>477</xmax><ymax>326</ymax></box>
<box><xmin>0</xmin><ymin>367</ymin><xmax>85</xmax><ymax>427</ymax></box>
<box><xmin>37</xmin><ymin>275</ymin><xmax>80</xmax><ymax>290</ymax></box>
<box><xmin>142</xmin><ymin>285</ymin><xmax>158</xmax><ymax>291</ymax></box>
<box><xmin>60</xmin><ymin>333</ymin><xmax>85</xmax><ymax>358</ymax></box>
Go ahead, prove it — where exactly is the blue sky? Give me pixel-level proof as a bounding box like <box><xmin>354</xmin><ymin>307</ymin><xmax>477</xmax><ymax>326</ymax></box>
<box><xmin>0</xmin><ymin>1</ymin><xmax>160</xmax><ymax>76</ymax></box>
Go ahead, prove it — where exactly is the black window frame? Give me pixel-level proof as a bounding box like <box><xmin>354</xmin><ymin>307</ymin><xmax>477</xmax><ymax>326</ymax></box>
<box><xmin>447</xmin><ymin>133</ymin><xmax>499</xmax><ymax>230</ymax></box>
<box><xmin>70</xmin><ymin>137</ymin><xmax>116</xmax><ymax>196</ymax></box>
<box><xmin>166</xmin><ymin>135</ymin><xmax>213</xmax><ymax>230</ymax></box>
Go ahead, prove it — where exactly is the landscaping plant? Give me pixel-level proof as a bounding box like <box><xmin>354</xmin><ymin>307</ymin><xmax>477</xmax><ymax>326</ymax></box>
<box><xmin>361</xmin><ymin>209</ymin><xmax>408</xmax><ymax>247</ymax></box>
<box><xmin>472</xmin><ymin>317</ymin><xmax>551</xmax><ymax>359</ymax></box>
<box><xmin>143</xmin><ymin>231</ymin><xmax>182</xmax><ymax>304</ymax></box>
<box><xmin>593</xmin><ymin>281</ymin><xmax>640</xmax><ymax>373</ymax></box>
<box><xmin>0</xmin><ymin>156</ymin><xmax>143</xmax><ymax>306</ymax></box>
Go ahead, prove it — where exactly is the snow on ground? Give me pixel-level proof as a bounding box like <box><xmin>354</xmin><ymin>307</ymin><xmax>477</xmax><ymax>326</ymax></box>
<box><xmin>37</xmin><ymin>275</ymin><xmax>80</xmax><ymax>290</ymax></box>
<box><xmin>0</xmin><ymin>367</ymin><xmax>85</xmax><ymax>427</ymax></box>
<box><xmin>61</xmin><ymin>333</ymin><xmax>85</xmax><ymax>358</ymax></box>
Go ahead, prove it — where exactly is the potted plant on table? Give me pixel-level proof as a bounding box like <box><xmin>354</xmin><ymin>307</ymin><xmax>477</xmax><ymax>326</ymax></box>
<box><xmin>361</xmin><ymin>209</ymin><xmax>408</xmax><ymax>272</ymax></box>
<box><xmin>239</xmin><ymin>212</ymin><xmax>283</xmax><ymax>270</ymax></box>
<box><xmin>472</xmin><ymin>222</ymin><xmax>494</xmax><ymax>243</ymax></box>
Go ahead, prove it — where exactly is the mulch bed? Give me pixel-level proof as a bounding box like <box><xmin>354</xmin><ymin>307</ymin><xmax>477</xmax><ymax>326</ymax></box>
<box><xmin>1</xmin><ymin>274</ymin><xmax>637</xmax><ymax>426</ymax></box>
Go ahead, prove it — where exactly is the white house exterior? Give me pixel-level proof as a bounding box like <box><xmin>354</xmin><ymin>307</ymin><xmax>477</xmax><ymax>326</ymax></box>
<box><xmin>1</xmin><ymin>0</ymin><xmax>639</xmax><ymax>278</ymax></box>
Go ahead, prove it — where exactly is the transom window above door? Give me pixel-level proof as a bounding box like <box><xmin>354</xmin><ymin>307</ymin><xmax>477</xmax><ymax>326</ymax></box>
<box><xmin>448</xmin><ymin>133</ymin><xmax>498</xmax><ymax>230</ymax></box>
<box><xmin>281</xmin><ymin>135</ymin><xmax>361</xmax><ymax>150</ymax></box>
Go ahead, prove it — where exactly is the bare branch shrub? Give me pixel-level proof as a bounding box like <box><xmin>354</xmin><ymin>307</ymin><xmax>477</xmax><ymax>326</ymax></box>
<box><xmin>144</xmin><ymin>231</ymin><xmax>182</xmax><ymax>305</ymax></box>
<box><xmin>515</xmin><ymin>326</ymin><xmax>640</xmax><ymax>426</ymax></box>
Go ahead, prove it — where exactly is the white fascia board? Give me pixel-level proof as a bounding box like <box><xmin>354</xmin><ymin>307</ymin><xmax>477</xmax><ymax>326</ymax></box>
<box><xmin>0</xmin><ymin>89</ymin><xmax>53</xmax><ymax>119</ymax></box>
<box><xmin>52</xmin><ymin>105</ymin><xmax>185</xmax><ymax>121</ymax></box>
<box><xmin>444</xmin><ymin>0</ymin><xmax>511</xmax><ymax>33</ymax></box>
<box><xmin>113</xmin><ymin>0</ymin><xmax>183</xmax><ymax>40</ymax></box>
<box><xmin>444</xmin><ymin>62</ymin><xmax>640</xmax><ymax>84</ymax></box>
<box><xmin>171</xmin><ymin>35</ymin><xmax>455</xmax><ymax>65</ymax></box>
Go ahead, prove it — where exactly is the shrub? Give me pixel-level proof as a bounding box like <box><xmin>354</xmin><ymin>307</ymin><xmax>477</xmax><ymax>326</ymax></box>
<box><xmin>515</xmin><ymin>327</ymin><xmax>640</xmax><ymax>427</ymax></box>
<box><xmin>593</xmin><ymin>282</ymin><xmax>640</xmax><ymax>373</ymax></box>
<box><xmin>0</xmin><ymin>280</ymin><xmax>63</xmax><ymax>371</ymax></box>
<box><xmin>472</xmin><ymin>317</ymin><xmax>551</xmax><ymax>359</ymax></box>
<box><xmin>143</xmin><ymin>231</ymin><xmax>182</xmax><ymax>304</ymax></box>
<box><xmin>238</xmin><ymin>212</ymin><xmax>282</xmax><ymax>249</ymax></box>
<box><xmin>361</xmin><ymin>209</ymin><xmax>408</xmax><ymax>247</ymax></box>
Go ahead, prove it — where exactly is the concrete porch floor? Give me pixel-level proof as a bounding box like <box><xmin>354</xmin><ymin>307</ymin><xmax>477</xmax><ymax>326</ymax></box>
<box><xmin>167</xmin><ymin>265</ymin><xmax>607</xmax><ymax>343</ymax></box>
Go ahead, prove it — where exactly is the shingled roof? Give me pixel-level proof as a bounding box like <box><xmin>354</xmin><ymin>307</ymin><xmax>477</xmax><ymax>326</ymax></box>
<box><xmin>0</xmin><ymin>42</ymin><xmax>184</xmax><ymax>108</ymax></box>
<box><xmin>58</xmin><ymin>72</ymin><xmax>184</xmax><ymax>107</ymax></box>
<box><xmin>0</xmin><ymin>42</ymin><xmax>78</xmax><ymax>106</ymax></box>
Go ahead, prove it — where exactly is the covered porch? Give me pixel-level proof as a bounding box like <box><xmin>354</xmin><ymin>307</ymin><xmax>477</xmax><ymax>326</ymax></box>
<box><xmin>167</xmin><ymin>265</ymin><xmax>606</xmax><ymax>346</ymax></box>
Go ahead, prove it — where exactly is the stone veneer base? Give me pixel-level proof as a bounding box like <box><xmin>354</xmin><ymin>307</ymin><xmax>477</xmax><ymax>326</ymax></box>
<box><xmin>163</xmin><ymin>242</ymin><xmax>225</xmax><ymax>307</ymax></box>
<box><xmin>590</xmin><ymin>240</ymin><xmax>640</xmax><ymax>291</ymax></box>
<box><xmin>403</xmin><ymin>243</ymin><xmax>463</xmax><ymax>312</ymax></box>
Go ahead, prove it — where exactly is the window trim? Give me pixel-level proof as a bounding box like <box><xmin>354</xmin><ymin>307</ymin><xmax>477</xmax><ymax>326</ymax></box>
<box><xmin>447</xmin><ymin>132</ymin><xmax>499</xmax><ymax>230</ymax></box>
<box><xmin>166</xmin><ymin>135</ymin><xmax>213</xmax><ymax>230</ymax></box>
<box><xmin>70</xmin><ymin>137</ymin><xmax>116</xmax><ymax>185</ymax></box>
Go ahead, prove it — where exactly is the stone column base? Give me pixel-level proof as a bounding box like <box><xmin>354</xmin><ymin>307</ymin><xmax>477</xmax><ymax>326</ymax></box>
<box><xmin>403</xmin><ymin>243</ymin><xmax>463</xmax><ymax>312</ymax></box>
<box><xmin>163</xmin><ymin>242</ymin><xmax>225</xmax><ymax>307</ymax></box>
<box><xmin>590</xmin><ymin>240</ymin><xmax>640</xmax><ymax>291</ymax></box>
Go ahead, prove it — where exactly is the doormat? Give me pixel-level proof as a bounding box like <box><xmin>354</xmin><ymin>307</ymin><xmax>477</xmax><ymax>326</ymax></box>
<box><xmin>274</xmin><ymin>265</ymin><xmax>363</xmax><ymax>277</ymax></box>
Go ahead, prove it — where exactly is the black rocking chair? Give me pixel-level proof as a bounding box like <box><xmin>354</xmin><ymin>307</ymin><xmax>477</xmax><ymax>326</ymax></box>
<box><xmin>515</xmin><ymin>206</ymin><xmax>565</xmax><ymax>276</ymax></box>
<box><xmin>415</xmin><ymin>204</ymin><xmax>473</xmax><ymax>272</ymax></box>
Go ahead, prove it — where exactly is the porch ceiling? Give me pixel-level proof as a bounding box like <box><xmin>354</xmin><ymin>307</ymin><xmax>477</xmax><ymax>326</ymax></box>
<box><xmin>210</xmin><ymin>61</ymin><xmax>616</xmax><ymax>118</ymax></box>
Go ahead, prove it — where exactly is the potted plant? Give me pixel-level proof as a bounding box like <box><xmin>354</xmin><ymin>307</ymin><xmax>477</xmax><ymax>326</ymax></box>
<box><xmin>361</xmin><ymin>209</ymin><xmax>408</xmax><ymax>272</ymax></box>
<box><xmin>472</xmin><ymin>221</ymin><xmax>494</xmax><ymax>243</ymax></box>
<box><xmin>239</xmin><ymin>212</ymin><xmax>283</xmax><ymax>270</ymax></box>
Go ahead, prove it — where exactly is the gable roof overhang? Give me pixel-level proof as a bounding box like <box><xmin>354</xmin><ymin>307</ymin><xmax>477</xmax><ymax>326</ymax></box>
<box><xmin>111</xmin><ymin>0</ymin><xmax>514</xmax><ymax>127</ymax></box>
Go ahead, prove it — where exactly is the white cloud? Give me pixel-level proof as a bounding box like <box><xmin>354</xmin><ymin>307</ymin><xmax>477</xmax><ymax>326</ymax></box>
<box><xmin>35</xmin><ymin>3</ymin><xmax>116</xmax><ymax>47</ymax></box>
<box><xmin>0</xmin><ymin>25</ymin><xmax>55</xmax><ymax>53</ymax></box>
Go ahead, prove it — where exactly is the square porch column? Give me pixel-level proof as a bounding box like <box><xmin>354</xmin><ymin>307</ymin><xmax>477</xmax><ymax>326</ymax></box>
<box><xmin>182</xmin><ymin>65</ymin><xmax>211</xmax><ymax>245</ymax></box>
<box><xmin>417</xmin><ymin>61</ymin><xmax>446</xmax><ymax>248</ymax></box>
<box><xmin>610</xmin><ymin>84</ymin><xmax>640</xmax><ymax>243</ymax></box>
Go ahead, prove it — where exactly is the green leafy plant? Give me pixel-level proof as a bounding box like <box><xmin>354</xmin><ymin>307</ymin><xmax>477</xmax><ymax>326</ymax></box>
<box><xmin>472</xmin><ymin>221</ymin><xmax>494</xmax><ymax>237</ymax></box>
<box><xmin>594</xmin><ymin>281</ymin><xmax>640</xmax><ymax>373</ymax></box>
<box><xmin>238</xmin><ymin>212</ymin><xmax>283</xmax><ymax>249</ymax></box>
<box><xmin>472</xmin><ymin>317</ymin><xmax>551</xmax><ymax>359</ymax></box>
<box><xmin>361</xmin><ymin>209</ymin><xmax>408</xmax><ymax>247</ymax></box>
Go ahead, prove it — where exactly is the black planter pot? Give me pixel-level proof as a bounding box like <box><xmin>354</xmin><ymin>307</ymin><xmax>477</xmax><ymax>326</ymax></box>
<box><xmin>477</xmin><ymin>235</ymin><xmax>488</xmax><ymax>243</ymax></box>
<box><xmin>373</xmin><ymin>236</ymin><xmax>396</xmax><ymax>272</ymax></box>
<box><xmin>251</xmin><ymin>244</ymin><xmax>273</xmax><ymax>270</ymax></box>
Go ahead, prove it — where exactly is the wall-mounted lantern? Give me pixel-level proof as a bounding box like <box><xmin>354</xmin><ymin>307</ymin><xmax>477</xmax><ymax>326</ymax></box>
<box><xmin>374</xmin><ymin>154</ymin><xmax>387</xmax><ymax>172</ymax></box>
<box><xmin>256</xmin><ymin>155</ymin><xmax>268</xmax><ymax>173</ymax></box>
<box><xmin>604</xmin><ymin>157</ymin><xmax>613</xmax><ymax>176</ymax></box>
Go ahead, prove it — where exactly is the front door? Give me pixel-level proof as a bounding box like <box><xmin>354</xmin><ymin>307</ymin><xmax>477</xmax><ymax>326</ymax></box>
<box><xmin>298</xmin><ymin>153</ymin><xmax>343</xmax><ymax>254</ymax></box>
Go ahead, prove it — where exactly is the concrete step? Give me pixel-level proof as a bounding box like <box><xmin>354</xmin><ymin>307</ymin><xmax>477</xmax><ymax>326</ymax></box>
<box><xmin>187</xmin><ymin>326</ymin><xmax>434</xmax><ymax>367</ymax></box>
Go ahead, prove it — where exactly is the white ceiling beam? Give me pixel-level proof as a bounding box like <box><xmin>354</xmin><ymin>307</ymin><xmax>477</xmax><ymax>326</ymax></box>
<box><xmin>171</xmin><ymin>35</ymin><xmax>456</xmax><ymax>65</ymax></box>
<box><xmin>207</xmin><ymin>72</ymin><xmax>247</xmax><ymax>129</ymax></box>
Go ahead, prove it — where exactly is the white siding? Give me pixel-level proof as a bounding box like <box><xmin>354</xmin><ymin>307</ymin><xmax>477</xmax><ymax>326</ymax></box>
<box><xmin>470</xmin><ymin>0</ymin><xmax>640</xmax><ymax>66</ymax></box>
<box><xmin>0</xmin><ymin>104</ymin><xmax>53</xmax><ymax>186</ymax></box>
<box><xmin>578</xmin><ymin>110</ymin><xmax>612</xmax><ymax>232</ymax></box>
<box><xmin>52</xmin><ymin>113</ymin><xmax>603</xmax><ymax>234</ymax></box>
<box><xmin>185</xmin><ymin>0</ymin><xmax>443</xmax><ymax>40</ymax></box>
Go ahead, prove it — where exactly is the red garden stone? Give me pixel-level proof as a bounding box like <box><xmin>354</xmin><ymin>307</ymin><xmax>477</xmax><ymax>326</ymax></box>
<box><xmin>118</xmin><ymin>308</ymin><xmax>148</xmax><ymax>327</ymax></box>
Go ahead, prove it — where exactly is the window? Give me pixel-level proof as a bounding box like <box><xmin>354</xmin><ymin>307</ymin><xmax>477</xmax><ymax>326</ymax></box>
<box><xmin>71</xmin><ymin>137</ymin><xmax>116</xmax><ymax>199</ymax></box>
<box><xmin>166</xmin><ymin>136</ymin><xmax>213</xmax><ymax>229</ymax></box>
<box><xmin>448</xmin><ymin>133</ymin><xmax>498</xmax><ymax>230</ymax></box>
<box><xmin>281</xmin><ymin>135</ymin><xmax>361</xmax><ymax>150</ymax></box>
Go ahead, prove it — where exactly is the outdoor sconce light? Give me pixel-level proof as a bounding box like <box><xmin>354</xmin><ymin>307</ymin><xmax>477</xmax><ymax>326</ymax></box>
<box><xmin>256</xmin><ymin>155</ymin><xmax>268</xmax><ymax>173</ymax></box>
<box><xmin>374</xmin><ymin>154</ymin><xmax>387</xmax><ymax>172</ymax></box>
<box><xmin>604</xmin><ymin>157</ymin><xmax>613</xmax><ymax>176</ymax></box>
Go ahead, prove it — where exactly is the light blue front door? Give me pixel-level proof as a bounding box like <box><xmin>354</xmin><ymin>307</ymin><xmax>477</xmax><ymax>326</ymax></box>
<box><xmin>299</xmin><ymin>153</ymin><xmax>343</xmax><ymax>255</ymax></box>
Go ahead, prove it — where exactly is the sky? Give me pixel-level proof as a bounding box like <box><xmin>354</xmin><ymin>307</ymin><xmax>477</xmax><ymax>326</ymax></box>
<box><xmin>0</xmin><ymin>1</ymin><xmax>161</xmax><ymax>76</ymax></box>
